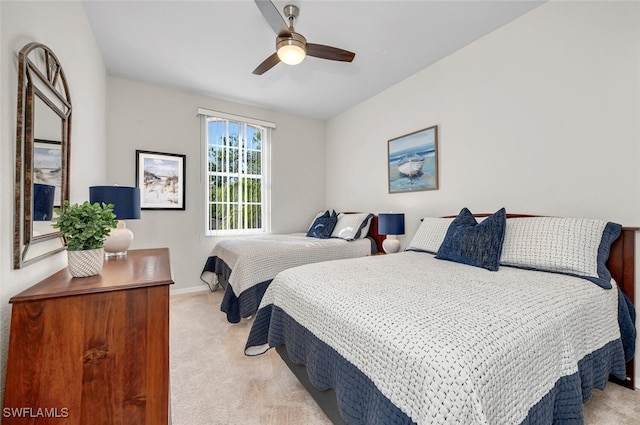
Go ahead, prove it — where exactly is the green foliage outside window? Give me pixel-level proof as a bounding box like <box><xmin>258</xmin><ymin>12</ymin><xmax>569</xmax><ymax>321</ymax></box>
<box><xmin>208</xmin><ymin>124</ymin><xmax>263</xmax><ymax>231</ymax></box>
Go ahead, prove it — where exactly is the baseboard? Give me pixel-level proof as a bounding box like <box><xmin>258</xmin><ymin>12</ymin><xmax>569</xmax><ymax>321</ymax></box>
<box><xmin>170</xmin><ymin>285</ymin><xmax>211</xmax><ymax>296</ymax></box>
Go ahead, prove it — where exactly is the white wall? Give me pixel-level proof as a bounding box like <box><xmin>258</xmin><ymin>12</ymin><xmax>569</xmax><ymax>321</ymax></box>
<box><xmin>106</xmin><ymin>77</ymin><xmax>326</xmax><ymax>293</ymax></box>
<box><xmin>0</xmin><ymin>0</ymin><xmax>108</xmax><ymax>397</ymax></box>
<box><xmin>326</xmin><ymin>1</ymin><xmax>640</xmax><ymax>386</ymax></box>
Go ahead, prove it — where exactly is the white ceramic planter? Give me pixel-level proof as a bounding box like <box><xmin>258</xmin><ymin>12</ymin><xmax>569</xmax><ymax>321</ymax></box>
<box><xmin>67</xmin><ymin>248</ymin><xmax>104</xmax><ymax>277</ymax></box>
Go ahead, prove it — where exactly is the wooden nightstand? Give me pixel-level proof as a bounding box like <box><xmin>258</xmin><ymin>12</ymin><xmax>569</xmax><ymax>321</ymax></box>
<box><xmin>3</xmin><ymin>248</ymin><xmax>173</xmax><ymax>425</ymax></box>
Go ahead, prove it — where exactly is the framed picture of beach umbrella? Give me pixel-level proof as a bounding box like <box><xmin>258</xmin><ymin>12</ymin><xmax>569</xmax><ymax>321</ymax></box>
<box><xmin>387</xmin><ymin>125</ymin><xmax>439</xmax><ymax>194</ymax></box>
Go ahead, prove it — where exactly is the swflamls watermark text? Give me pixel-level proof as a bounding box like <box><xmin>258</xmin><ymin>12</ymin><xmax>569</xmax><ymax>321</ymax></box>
<box><xmin>3</xmin><ymin>407</ymin><xmax>69</xmax><ymax>418</ymax></box>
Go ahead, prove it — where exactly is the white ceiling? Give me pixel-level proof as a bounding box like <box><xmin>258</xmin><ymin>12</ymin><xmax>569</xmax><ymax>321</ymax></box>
<box><xmin>83</xmin><ymin>0</ymin><xmax>543</xmax><ymax>121</ymax></box>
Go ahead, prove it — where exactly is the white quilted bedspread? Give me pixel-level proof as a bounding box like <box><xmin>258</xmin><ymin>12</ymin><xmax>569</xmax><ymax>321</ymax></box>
<box><xmin>259</xmin><ymin>251</ymin><xmax>621</xmax><ymax>425</ymax></box>
<box><xmin>211</xmin><ymin>233</ymin><xmax>372</xmax><ymax>296</ymax></box>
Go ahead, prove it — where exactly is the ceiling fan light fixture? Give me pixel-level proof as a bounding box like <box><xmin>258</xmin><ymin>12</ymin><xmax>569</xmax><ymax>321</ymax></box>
<box><xmin>253</xmin><ymin>1</ymin><xmax>355</xmax><ymax>75</ymax></box>
<box><xmin>277</xmin><ymin>33</ymin><xmax>307</xmax><ymax>65</ymax></box>
<box><xmin>277</xmin><ymin>44</ymin><xmax>305</xmax><ymax>65</ymax></box>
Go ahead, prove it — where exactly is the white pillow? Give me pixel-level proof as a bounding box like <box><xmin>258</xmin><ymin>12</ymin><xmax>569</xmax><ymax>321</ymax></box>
<box><xmin>331</xmin><ymin>213</ymin><xmax>373</xmax><ymax>241</ymax></box>
<box><xmin>405</xmin><ymin>217</ymin><xmax>455</xmax><ymax>254</ymax></box>
<box><xmin>406</xmin><ymin>215</ymin><xmax>488</xmax><ymax>254</ymax></box>
<box><xmin>500</xmin><ymin>217</ymin><xmax>621</xmax><ymax>289</ymax></box>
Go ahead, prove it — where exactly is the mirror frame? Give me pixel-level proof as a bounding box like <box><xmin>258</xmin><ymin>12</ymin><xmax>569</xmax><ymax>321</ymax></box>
<box><xmin>14</xmin><ymin>42</ymin><xmax>71</xmax><ymax>269</ymax></box>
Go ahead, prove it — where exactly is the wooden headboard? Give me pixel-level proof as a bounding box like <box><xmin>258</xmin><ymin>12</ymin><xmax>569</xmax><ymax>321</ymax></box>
<box><xmin>367</xmin><ymin>214</ymin><xmax>385</xmax><ymax>254</ymax></box>
<box><xmin>459</xmin><ymin>213</ymin><xmax>637</xmax><ymax>389</ymax></box>
<box><xmin>608</xmin><ymin>226</ymin><xmax>638</xmax><ymax>389</ymax></box>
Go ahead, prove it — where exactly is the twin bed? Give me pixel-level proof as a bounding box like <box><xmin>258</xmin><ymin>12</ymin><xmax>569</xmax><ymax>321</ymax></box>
<box><xmin>201</xmin><ymin>212</ymin><xmax>384</xmax><ymax>323</ymax></box>
<box><xmin>244</xmin><ymin>211</ymin><xmax>637</xmax><ymax>425</ymax></box>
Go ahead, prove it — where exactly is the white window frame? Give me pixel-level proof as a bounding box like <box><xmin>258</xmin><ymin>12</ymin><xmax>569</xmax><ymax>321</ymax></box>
<box><xmin>198</xmin><ymin>108</ymin><xmax>273</xmax><ymax>236</ymax></box>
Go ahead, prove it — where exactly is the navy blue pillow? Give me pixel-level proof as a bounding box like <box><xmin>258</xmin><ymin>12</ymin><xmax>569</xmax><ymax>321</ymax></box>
<box><xmin>436</xmin><ymin>207</ymin><xmax>507</xmax><ymax>271</ymax></box>
<box><xmin>307</xmin><ymin>210</ymin><xmax>337</xmax><ymax>239</ymax></box>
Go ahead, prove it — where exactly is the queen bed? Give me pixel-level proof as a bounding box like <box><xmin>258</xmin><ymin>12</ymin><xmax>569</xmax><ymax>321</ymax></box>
<box><xmin>245</xmin><ymin>211</ymin><xmax>637</xmax><ymax>425</ymax></box>
<box><xmin>201</xmin><ymin>211</ymin><xmax>385</xmax><ymax>323</ymax></box>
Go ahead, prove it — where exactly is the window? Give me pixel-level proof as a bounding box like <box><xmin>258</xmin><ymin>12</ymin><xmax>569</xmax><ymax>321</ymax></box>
<box><xmin>199</xmin><ymin>109</ymin><xmax>273</xmax><ymax>235</ymax></box>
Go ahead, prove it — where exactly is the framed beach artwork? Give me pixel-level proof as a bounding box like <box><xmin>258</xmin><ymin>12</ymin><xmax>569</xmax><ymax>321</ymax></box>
<box><xmin>387</xmin><ymin>125</ymin><xmax>438</xmax><ymax>194</ymax></box>
<box><xmin>136</xmin><ymin>150</ymin><xmax>186</xmax><ymax>210</ymax></box>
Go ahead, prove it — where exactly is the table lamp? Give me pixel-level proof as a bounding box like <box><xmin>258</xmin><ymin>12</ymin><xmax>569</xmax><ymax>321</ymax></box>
<box><xmin>378</xmin><ymin>213</ymin><xmax>405</xmax><ymax>254</ymax></box>
<box><xmin>90</xmin><ymin>185</ymin><xmax>141</xmax><ymax>257</ymax></box>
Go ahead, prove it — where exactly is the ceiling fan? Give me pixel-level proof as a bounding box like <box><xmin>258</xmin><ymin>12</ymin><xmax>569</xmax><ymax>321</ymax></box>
<box><xmin>252</xmin><ymin>0</ymin><xmax>356</xmax><ymax>75</ymax></box>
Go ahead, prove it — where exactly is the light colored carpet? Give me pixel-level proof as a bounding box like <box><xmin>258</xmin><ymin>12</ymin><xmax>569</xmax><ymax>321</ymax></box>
<box><xmin>170</xmin><ymin>290</ymin><xmax>640</xmax><ymax>425</ymax></box>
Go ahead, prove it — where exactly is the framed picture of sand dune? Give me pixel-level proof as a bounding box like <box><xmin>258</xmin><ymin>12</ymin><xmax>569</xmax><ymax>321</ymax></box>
<box><xmin>136</xmin><ymin>150</ymin><xmax>186</xmax><ymax>210</ymax></box>
<box><xmin>387</xmin><ymin>125</ymin><xmax>438</xmax><ymax>194</ymax></box>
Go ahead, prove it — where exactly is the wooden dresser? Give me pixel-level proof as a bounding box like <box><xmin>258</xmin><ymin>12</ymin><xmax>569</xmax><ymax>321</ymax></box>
<box><xmin>3</xmin><ymin>248</ymin><xmax>173</xmax><ymax>425</ymax></box>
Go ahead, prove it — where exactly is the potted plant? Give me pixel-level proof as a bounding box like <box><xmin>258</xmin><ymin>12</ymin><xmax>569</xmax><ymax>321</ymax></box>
<box><xmin>53</xmin><ymin>200</ymin><xmax>118</xmax><ymax>277</ymax></box>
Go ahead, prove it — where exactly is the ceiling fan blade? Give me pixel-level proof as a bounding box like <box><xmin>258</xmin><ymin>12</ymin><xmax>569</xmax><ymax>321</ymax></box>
<box><xmin>254</xmin><ymin>0</ymin><xmax>290</xmax><ymax>37</ymax></box>
<box><xmin>306</xmin><ymin>44</ymin><xmax>355</xmax><ymax>62</ymax></box>
<box><xmin>253</xmin><ymin>52</ymin><xmax>281</xmax><ymax>75</ymax></box>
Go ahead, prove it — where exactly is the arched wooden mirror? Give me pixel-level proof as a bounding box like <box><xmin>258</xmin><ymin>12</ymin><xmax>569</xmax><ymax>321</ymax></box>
<box><xmin>14</xmin><ymin>42</ymin><xmax>71</xmax><ymax>268</ymax></box>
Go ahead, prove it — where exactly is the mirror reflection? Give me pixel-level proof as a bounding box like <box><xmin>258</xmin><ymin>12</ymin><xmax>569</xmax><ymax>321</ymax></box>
<box><xmin>14</xmin><ymin>42</ymin><xmax>71</xmax><ymax>269</ymax></box>
<box><xmin>32</xmin><ymin>95</ymin><xmax>63</xmax><ymax>238</ymax></box>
